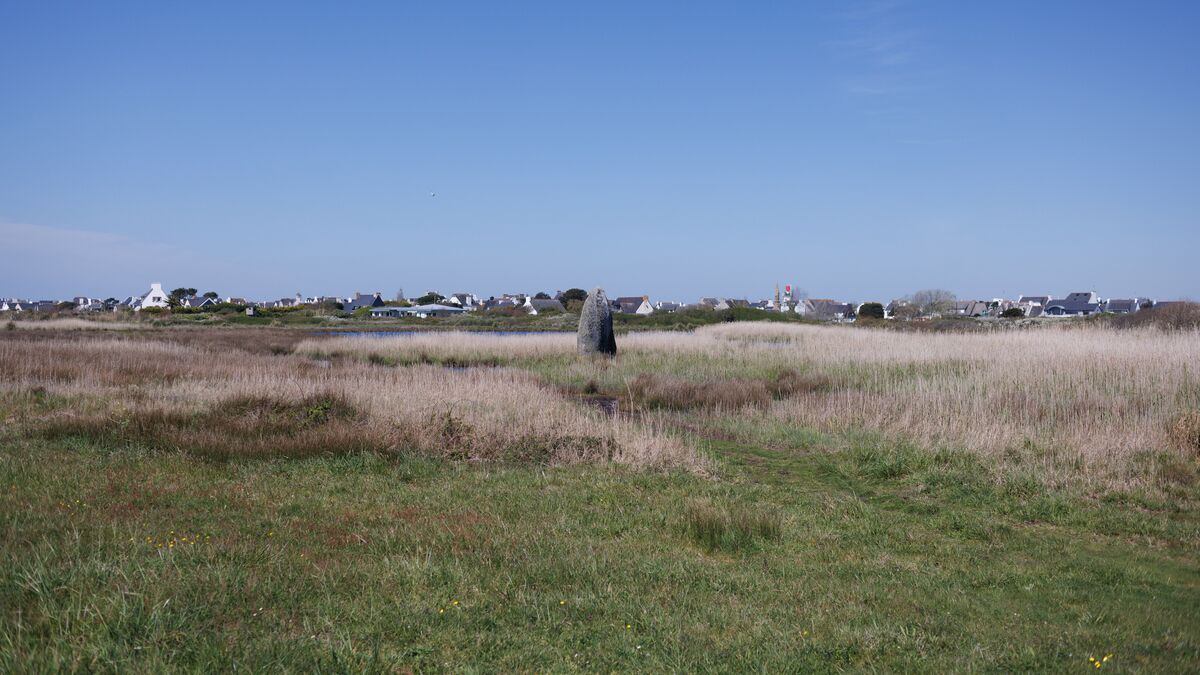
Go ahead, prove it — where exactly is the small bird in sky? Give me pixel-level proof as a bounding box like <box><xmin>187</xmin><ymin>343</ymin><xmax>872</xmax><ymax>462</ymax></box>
<box><xmin>430</xmin><ymin>192</ymin><xmax>437</xmax><ymax>198</ymax></box>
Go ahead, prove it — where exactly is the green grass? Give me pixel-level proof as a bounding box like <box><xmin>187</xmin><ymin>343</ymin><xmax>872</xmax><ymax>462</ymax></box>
<box><xmin>2</xmin><ymin>430</ymin><xmax>1197</xmax><ymax>671</ymax></box>
<box><xmin>684</xmin><ymin>501</ymin><xmax>782</xmax><ymax>553</ymax></box>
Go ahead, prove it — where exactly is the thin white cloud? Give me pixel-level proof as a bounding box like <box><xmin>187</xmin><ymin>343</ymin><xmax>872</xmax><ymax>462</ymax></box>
<box><xmin>843</xmin><ymin>83</ymin><xmax>908</xmax><ymax>96</ymax></box>
<box><xmin>2</xmin><ymin>221</ymin><xmax>165</xmax><ymax>251</ymax></box>
<box><xmin>0</xmin><ymin>220</ymin><xmax>203</xmax><ymax>297</ymax></box>
<box><xmin>838</xmin><ymin>0</ymin><xmax>907</xmax><ymax>21</ymax></box>
<box><xmin>834</xmin><ymin>30</ymin><xmax>920</xmax><ymax>67</ymax></box>
<box><xmin>831</xmin><ymin>0</ymin><xmax>936</xmax><ymax>100</ymax></box>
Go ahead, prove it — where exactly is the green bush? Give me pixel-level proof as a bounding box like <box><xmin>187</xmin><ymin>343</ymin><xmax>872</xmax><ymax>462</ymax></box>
<box><xmin>858</xmin><ymin>302</ymin><xmax>885</xmax><ymax>320</ymax></box>
<box><xmin>559</xmin><ymin>288</ymin><xmax>588</xmax><ymax>304</ymax></box>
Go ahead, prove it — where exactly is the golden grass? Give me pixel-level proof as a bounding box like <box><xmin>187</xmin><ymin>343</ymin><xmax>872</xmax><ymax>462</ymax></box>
<box><xmin>7</xmin><ymin>322</ymin><xmax>1198</xmax><ymax>489</ymax></box>
<box><xmin>298</xmin><ymin>331</ymin><xmax>576</xmax><ymax>364</ymax></box>
<box><xmin>0</xmin><ymin>336</ymin><xmax>697</xmax><ymax>471</ymax></box>
<box><xmin>4</xmin><ymin>318</ymin><xmax>138</xmax><ymax>330</ymax></box>
<box><xmin>300</xmin><ymin>323</ymin><xmax>1200</xmax><ymax>491</ymax></box>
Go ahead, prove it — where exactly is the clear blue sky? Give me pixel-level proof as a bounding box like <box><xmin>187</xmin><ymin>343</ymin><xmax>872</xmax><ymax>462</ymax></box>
<box><xmin>2</xmin><ymin>1</ymin><xmax>1197</xmax><ymax>302</ymax></box>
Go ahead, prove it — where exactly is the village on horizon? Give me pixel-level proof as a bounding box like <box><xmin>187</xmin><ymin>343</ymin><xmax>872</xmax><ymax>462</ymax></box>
<box><xmin>2</xmin><ymin>281</ymin><xmax>1190</xmax><ymax>321</ymax></box>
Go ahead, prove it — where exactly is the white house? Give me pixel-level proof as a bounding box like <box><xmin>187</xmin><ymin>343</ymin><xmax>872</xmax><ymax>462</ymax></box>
<box><xmin>71</xmin><ymin>296</ymin><xmax>105</xmax><ymax>312</ymax></box>
<box><xmin>610</xmin><ymin>296</ymin><xmax>654</xmax><ymax>315</ymax></box>
<box><xmin>134</xmin><ymin>283</ymin><xmax>170</xmax><ymax>311</ymax></box>
<box><xmin>446</xmin><ymin>293</ymin><xmax>481</xmax><ymax>310</ymax></box>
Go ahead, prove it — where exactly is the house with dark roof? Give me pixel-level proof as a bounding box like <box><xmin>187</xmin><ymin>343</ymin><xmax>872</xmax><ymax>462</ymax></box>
<box><xmin>526</xmin><ymin>298</ymin><xmax>565</xmax><ymax>314</ymax></box>
<box><xmin>613</xmin><ymin>296</ymin><xmax>654</xmax><ymax>315</ymax></box>
<box><xmin>807</xmin><ymin>299</ymin><xmax>855</xmax><ymax>321</ymax></box>
<box><xmin>951</xmin><ymin>300</ymin><xmax>990</xmax><ymax>317</ymax></box>
<box><xmin>25</xmin><ymin>300</ymin><xmax>58</xmax><ymax>312</ymax></box>
<box><xmin>1014</xmin><ymin>295</ymin><xmax>1051</xmax><ymax>318</ymax></box>
<box><xmin>481</xmin><ymin>296</ymin><xmax>520</xmax><ymax>311</ymax></box>
<box><xmin>343</xmin><ymin>292</ymin><xmax>384</xmax><ymax>312</ymax></box>
<box><xmin>1044</xmin><ymin>291</ymin><xmax>1102</xmax><ymax>316</ymax></box>
<box><xmin>1101</xmin><ymin>298</ymin><xmax>1140</xmax><ymax>314</ymax></box>
<box><xmin>182</xmin><ymin>296</ymin><xmax>219</xmax><ymax>309</ymax></box>
<box><xmin>709</xmin><ymin>298</ymin><xmax>750</xmax><ymax>311</ymax></box>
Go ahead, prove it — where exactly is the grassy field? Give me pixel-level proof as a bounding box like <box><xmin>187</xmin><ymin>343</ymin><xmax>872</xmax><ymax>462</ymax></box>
<box><xmin>2</xmin><ymin>323</ymin><xmax>1199</xmax><ymax>671</ymax></box>
<box><xmin>4</xmin><ymin>304</ymin><xmax>819</xmax><ymax>333</ymax></box>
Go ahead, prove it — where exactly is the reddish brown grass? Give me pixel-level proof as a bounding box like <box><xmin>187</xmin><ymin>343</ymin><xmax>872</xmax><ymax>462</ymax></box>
<box><xmin>629</xmin><ymin>373</ymin><xmax>772</xmax><ymax>410</ymax></box>
<box><xmin>1168</xmin><ymin>412</ymin><xmax>1200</xmax><ymax>455</ymax></box>
<box><xmin>38</xmin><ymin>392</ymin><xmax>386</xmax><ymax>461</ymax></box>
<box><xmin>627</xmin><ymin>369</ymin><xmax>830</xmax><ymax>411</ymax></box>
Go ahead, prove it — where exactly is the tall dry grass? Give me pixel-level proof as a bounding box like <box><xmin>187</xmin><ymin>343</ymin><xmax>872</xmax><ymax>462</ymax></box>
<box><xmin>300</xmin><ymin>323</ymin><xmax>1200</xmax><ymax>489</ymax></box>
<box><xmin>4</xmin><ymin>318</ymin><xmax>139</xmax><ymax>330</ymax></box>
<box><xmin>298</xmin><ymin>331</ymin><xmax>576</xmax><ymax>365</ymax></box>
<box><xmin>0</xmin><ymin>336</ymin><xmax>696</xmax><ymax>471</ymax></box>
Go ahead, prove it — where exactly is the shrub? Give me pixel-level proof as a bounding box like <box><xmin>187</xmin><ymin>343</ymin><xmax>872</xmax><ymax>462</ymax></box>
<box><xmin>5</xmin><ymin>321</ymin><xmax>14</xmax><ymax>331</ymax></box>
<box><xmin>483</xmin><ymin>306</ymin><xmax>528</xmax><ymax>317</ymax></box>
<box><xmin>1000</xmin><ymin>307</ymin><xmax>1025</xmax><ymax>318</ymax></box>
<box><xmin>858</xmin><ymin>302</ymin><xmax>885</xmax><ymax>320</ymax></box>
<box><xmin>773</xmin><ymin>368</ymin><xmax>833</xmax><ymax>396</ymax></box>
<box><xmin>685</xmin><ymin>502</ymin><xmax>782</xmax><ymax>553</ymax></box>
<box><xmin>910</xmin><ymin>289</ymin><xmax>957</xmax><ymax>314</ymax></box>
<box><xmin>560</xmin><ymin>288</ymin><xmax>588</xmax><ymax>304</ymax></box>
<box><xmin>1113</xmin><ymin>302</ymin><xmax>1200</xmax><ymax>330</ymax></box>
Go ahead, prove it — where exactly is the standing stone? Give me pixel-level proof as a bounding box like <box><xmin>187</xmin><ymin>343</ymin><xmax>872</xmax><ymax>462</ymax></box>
<box><xmin>577</xmin><ymin>288</ymin><xmax>617</xmax><ymax>356</ymax></box>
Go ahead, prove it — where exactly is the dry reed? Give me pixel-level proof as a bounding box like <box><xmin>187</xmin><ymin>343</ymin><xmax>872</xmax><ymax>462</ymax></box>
<box><xmin>0</xmin><ymin>336</ymin><xmax>697</xmax><ymax>471</ymax></box>
<box><xmin>4</xmin><ymin>318</ymin><xmax>139</xmax><ymax>330</ymax></box>
<box><xmin>299</xmin><ymin>323</ymin><xmax>1200</xmax><ymax>490</ymax></box>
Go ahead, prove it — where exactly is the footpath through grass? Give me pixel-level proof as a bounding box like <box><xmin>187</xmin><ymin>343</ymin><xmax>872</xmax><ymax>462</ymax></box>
<box><xmin>2</xmin><ymin>431</ymin><xmax>1197</xmax><ymax>672</ymax></box>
